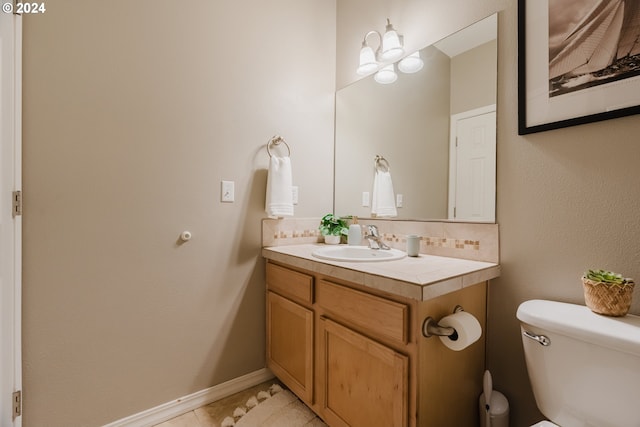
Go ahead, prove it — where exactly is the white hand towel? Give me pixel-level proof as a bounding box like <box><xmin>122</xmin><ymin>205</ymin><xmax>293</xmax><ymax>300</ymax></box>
<box><xmin>371</xmin><ymin>170</ymin><xmax>397</xmax><ymax>217</ymax></box>
<box><xmin>265</xmin><ymin>155</ymin><xmax>294</xmax><ymax>217</ymax></box>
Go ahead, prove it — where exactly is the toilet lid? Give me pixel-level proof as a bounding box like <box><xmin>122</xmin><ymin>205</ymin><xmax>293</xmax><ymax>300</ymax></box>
<box><xmin>531</xmin><ymin>422</ymin><xmax>559</xmax><ymax>427</ymax></box>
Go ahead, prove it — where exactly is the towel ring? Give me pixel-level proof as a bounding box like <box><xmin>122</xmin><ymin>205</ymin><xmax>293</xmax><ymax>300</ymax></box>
<box><xmin>267</xmin><ymin>135</ymin><xmax>291</xmax><ymax>157</ymax></box>
<box><xmin>374</xmin><ymin>155</ymin><xmax>390</xmax><ymax>172</ymax></box>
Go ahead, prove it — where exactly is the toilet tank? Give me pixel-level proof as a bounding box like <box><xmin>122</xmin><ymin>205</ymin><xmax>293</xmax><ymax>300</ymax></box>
<box><xmin>517</xmin><ymin>299</ymin><xmax>640</xmax><ymax>427</ymax></box>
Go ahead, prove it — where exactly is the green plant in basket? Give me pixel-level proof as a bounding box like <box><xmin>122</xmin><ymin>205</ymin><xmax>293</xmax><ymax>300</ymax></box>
<box><xmin>583</xmin><ymin>269</ymin><xmax>634</xmax><ymax>286</ymax></box>
<box><xmin>318</xmin><ymin>214</ymin><xmax>349</xmax><ymax>237</ymax></box>
<box><xmin>582</xmin><ymin>269</ymin><xmax>635</xmax><ymax>317</ymax></box>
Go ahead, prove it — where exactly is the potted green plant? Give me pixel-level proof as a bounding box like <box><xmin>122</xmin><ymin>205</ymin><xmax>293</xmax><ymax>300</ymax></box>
<box><xmin>319</xmin><ymin>214</ymin><xmax>348</xmax><ymax>244</ymax></box>
<box><xmin>582</xmin><ymin>269</ymin><xmax>635</xmax><ymax>316</ymax></box>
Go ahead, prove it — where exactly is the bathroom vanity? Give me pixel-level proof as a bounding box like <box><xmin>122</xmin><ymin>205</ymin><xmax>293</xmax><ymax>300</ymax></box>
<box><xmin>262</xmin><ymin>243</ymin><xmax>500</xmax><ymax>427</ymax></box>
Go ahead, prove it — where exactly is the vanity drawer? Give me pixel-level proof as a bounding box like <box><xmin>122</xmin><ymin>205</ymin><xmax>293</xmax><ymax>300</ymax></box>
<box><xmin>316</xmin><ymin>280</ymin><xmax>409</xmax><ymax>344</ymax></box>
<box><xmin>266</xmin><ymin>262</ymin><xmax>314</xmax><ymax>305</ymax></box>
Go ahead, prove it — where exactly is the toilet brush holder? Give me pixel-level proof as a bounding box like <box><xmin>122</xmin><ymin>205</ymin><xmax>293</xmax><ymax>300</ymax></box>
<box><xmin>480</xmin><ymin>370</ymin><xmax>509</xmax><ymax>427</ymax></box>
<box><xmin>479</xmin><ymin>390</ymin><xmax>509</xmax><ymax>427</ymax></box>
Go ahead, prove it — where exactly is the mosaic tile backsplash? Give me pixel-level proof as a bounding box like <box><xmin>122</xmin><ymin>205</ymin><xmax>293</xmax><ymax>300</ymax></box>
<box><xmin>262</xmin><ymin>218</ymin><xmax>499</xmax><ymax>263</ymax></box>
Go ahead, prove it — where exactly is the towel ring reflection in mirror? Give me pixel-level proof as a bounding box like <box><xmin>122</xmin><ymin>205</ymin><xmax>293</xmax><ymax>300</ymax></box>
<box><xmin>374</xmin><ymin>155</ymin><xmax>390</xmax><ymax>172</ymax></box>
<box><xmin>267</xmin><ymin>135</ymin><xmax>291</xmax><ymax>158</ymax></box>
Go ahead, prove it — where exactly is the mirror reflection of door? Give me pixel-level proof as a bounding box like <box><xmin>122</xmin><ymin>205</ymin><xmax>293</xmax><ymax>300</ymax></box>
<box><xmin>448</xmin><ymin>106</ymin><xmax>496</xmax><ymax>222</ymax></box>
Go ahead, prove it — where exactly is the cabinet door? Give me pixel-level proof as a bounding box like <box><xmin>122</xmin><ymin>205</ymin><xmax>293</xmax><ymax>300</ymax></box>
<box><xmin>266</xmin><ymin>291</ymin><xmax>313</xmax><ymax>403</ymax></box>
<box><xmin>320</xmin><ymin>318</ymin><xmax>408</xmax><ymax>427</ymax></box>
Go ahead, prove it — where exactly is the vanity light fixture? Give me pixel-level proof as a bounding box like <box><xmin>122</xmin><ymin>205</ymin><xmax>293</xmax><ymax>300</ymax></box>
<box><xmin>356</xmin><ymin>18</ymin><xmax>425</xmax><ymax>83</ymax></box>
<box><xmin>356</xmin><ymin>18</ymin><xmax>405</xmax><ymax>76</ymax></box>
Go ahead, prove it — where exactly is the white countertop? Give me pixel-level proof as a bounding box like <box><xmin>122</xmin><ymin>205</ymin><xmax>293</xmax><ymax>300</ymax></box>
<box><xmin>262</xmin><ymin>244</ymin><xmax>500</xmax><ymax>301</ymax></box>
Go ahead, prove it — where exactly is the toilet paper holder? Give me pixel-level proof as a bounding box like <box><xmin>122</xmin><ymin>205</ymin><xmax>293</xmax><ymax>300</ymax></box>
<box><xmin>422</xmin><ymin>305</ymin><xmax>464</xmax><ymax>338</ymax></box>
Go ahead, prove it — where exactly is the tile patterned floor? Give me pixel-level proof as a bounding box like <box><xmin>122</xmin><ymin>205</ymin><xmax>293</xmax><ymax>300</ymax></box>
<box><xmin>153</xmin><ymin>380</ymin><xmax>282</xmax><ymax>427</ymax></box>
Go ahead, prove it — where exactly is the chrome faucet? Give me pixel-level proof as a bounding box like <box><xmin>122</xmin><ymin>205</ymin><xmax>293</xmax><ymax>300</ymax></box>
<box><xmin>364</xmin><ymin>225</ymin><xmax>390</xmax><ymax>250</ymax></box>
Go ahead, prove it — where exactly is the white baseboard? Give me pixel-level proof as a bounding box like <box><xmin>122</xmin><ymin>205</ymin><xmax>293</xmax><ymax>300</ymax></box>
<box><xmin>103</xmin><ymin>368</ymin><xmax>274</xmax><ymax>427</ymax></box>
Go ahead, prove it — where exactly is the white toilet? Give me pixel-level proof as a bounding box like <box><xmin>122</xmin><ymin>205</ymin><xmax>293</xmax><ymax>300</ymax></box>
<box><xmin>517</xmin><ymin>299</ymin><xmax>640</xmax><ymax>427</ymax></box>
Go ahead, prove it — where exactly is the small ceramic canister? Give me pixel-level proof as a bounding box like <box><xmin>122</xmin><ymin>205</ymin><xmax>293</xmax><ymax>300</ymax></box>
<box><xmin>406</xmin><ymin>235</ymin><xmax>420</xmax><ymax>256</ymax></box>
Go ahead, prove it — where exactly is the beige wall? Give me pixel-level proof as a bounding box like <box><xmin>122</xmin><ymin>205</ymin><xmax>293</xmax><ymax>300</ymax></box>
<box><xmin>337</xmin><ymin>1</ymin><xmax>640</xmax><ymax>426</ymax></box>
<box><xmin>22</xmin><ymin>1</ymin><xmax>335</xmax><ymax>426</ymax></box>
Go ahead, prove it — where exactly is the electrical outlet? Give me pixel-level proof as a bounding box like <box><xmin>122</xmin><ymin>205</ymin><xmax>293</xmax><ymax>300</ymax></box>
<box><xmin>292</xmin><ymin>186</ymin><xmax>299</xmax><ymax>204</ymax></box>
<box><xmin>396</xmin><ymin>193</ymin><xmax>403</xmax><ymax>207</ymax></box>
<box><xmin>221</xmin><ymin>180</ymin><xmax>234</xmax><ymax>202</ymax></box>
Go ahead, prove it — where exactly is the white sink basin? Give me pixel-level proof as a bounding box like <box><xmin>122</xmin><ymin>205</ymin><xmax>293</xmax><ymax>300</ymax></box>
<box><xmin>312</xmin><ymin>245</ymin><xmax>406</xmax><ymax>262</ymax></box>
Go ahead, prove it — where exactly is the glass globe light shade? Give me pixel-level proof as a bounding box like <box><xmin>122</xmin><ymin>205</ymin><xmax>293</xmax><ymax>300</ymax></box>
<box><xmin>374</xmin><ymin>64</ymin><xmax>397</xmax><ymax>84</ymax></box>
<box><xmin>398</xmin><ymin>51</ymin><xmax>424</xmax><ymax>73</ymax></box>
<box><xmin>380</xmin><ymin>20</ymin><xmax>404</xmax><ymax>61</ymax></box>
<box><xmin>357</xmin><ymin>44</ymin><xmax>378</xmax><ymax>75</ymax></box>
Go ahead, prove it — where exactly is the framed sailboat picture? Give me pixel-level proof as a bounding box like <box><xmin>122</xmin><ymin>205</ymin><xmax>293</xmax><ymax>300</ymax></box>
<box><xmin>518</xmin><ymin>0</ymin><xmax>640</xmax><ymax>134</ymax></box>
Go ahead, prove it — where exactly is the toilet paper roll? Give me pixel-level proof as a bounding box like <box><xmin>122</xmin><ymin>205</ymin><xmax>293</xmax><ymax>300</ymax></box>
<box><xmin>438</xmin><ymin>311</ymin><xmax>482</xmax><ymax>351</ymax></box>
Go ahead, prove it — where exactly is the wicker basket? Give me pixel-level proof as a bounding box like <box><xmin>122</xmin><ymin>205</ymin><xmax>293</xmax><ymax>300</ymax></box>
<box><xmin>582</xmin><ymin>277</ymin><xmax>635</xmax><ymax>317</ymax></box>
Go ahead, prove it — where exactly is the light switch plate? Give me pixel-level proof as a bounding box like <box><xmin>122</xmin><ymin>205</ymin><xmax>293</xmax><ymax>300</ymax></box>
<box><xmin>362</xmin><ymin>191</ymin><xmax>370</xmax><ymax>207</ymax></box>
<box><xmin>221</xmin><ymin>180</ymin><xmax>234</xmax><ymax>202</ymax></box>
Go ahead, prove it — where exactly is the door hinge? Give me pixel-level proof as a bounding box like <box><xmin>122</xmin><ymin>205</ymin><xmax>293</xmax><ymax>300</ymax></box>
<box><xmin>13</xmin><ymin>0</ymin><xmax>23</xmax><ymax>15</ymax></box>
<box><xmin>12</xmin><ymin>390</ymin><xmax>22</xmax><ymax>418</ymax></box>
<box><xmin>453</xmin><ymin>206</ymin><xmax>457</xmax><ymax>218</ymax></box>
<box><xmin>12</xmin><ymin>190</ymin><xmax>22</xmax><ymax>217</ymax></box>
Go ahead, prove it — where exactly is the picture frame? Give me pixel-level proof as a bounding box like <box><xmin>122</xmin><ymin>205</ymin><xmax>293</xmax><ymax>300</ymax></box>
<box><xmin>518</xmin><ymin>0</ymin><xmax>640</xmax><ymax>135</ymax></box>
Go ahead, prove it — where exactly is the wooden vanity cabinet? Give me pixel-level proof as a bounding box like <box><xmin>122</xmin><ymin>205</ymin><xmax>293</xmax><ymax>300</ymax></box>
<box><xmin>265</xmin><ymin>260</ymin><xmax>487</xmax><ymax>427</ymax></box>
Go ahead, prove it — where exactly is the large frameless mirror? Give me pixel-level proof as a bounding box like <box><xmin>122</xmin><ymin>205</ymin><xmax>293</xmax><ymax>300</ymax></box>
<box><xmin>334</xmin><ymin>14</ymin><xmax>498</xmax><ymax>222</ymax></box>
